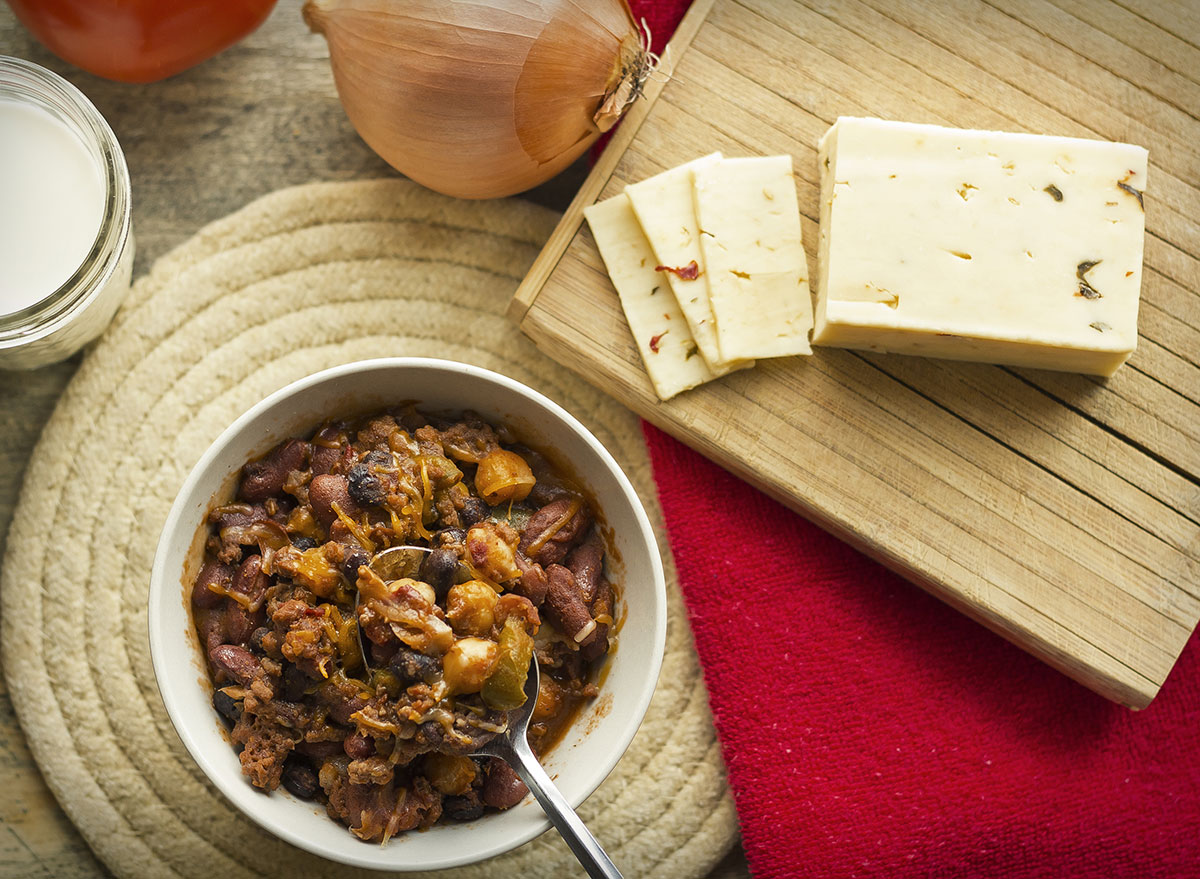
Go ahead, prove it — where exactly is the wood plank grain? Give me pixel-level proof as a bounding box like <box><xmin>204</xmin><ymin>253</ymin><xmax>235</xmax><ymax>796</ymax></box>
<box><xmin>513</xmin><ymin>0</ymin><xmax>1200</xmax><ymax>710</ymax></box>
<box><xmin>984</xmin><ymin>0</ymin><xmax>1200</xmax><ymax>114</ymax></box>
<box><xmin>1045</xmin><ymin>0</ymin><xmax>1200</xmax><ymax>85</ymax></box>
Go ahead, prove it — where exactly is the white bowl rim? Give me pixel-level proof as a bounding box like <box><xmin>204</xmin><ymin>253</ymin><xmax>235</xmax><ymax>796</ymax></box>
<box><xmin>148</xmin><ymin>356</ymin><xmax>668</xmax><ymax>870</ymax></box>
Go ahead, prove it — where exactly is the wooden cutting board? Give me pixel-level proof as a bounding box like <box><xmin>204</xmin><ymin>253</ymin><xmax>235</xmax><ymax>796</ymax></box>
<box><xmin>510</xmin><ymin>0</ymin><xmax>1200</xmax><ymax>709</ymax></box>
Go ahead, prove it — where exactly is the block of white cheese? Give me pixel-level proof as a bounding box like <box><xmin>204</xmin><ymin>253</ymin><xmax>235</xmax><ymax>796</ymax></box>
<box><xmin>584</xmin><ymin>193</ymin><xmax>715</xmax><ymax>400</ymax></box>
<box><xmin>625</xmin><ymin>154</ymin><xmax>753</xmax><ymax>376</ymax></box>
<box><xmin>814</xmin><ymin>117</ymin><xmax>1148</xmax><ymax>376</ymax></box>
<box><xmin>693</xmin><ymin>155</ymin><xmax>814</xmax><ymax>360</ymax></box>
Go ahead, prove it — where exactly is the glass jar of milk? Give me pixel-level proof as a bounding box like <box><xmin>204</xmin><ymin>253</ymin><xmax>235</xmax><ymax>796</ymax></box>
<box><xmin>0</xmin><ymin>57</ymin><xmax>134</xmax><ymax>370</ymax></box>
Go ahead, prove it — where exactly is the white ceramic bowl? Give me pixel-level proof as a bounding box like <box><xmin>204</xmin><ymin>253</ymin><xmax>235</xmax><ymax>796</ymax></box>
<box><xmin>149</xmin><ymin>358</ymin><xmax>667</xmax><ymax>871</ymax></box>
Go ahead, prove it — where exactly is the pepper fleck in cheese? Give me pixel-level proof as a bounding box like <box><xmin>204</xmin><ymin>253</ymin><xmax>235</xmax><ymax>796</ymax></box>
<box><xmin>625</xmin><ymin>153</ymin><xmax>753</xmax><ymax>375</ymax></box>
<box><xmin>584</xmin><ymin>193</ymin><xmax>714</xmax><ymax>401</ymax></box>
<box><xmin>814</xmin><ymin>117</ymin><xmax>1149</xmax><ymax>376</ymax></box>
<box><xmin>693</xmin><ymin>155</ymin><xmax>814</xmax><ymax>361</ymax></box>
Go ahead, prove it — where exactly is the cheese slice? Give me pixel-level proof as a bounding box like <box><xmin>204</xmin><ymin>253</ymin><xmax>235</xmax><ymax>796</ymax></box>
<box><xmin>584</xmin><ymin>193</ymin><xmax>715</xmax><ymax>400</ymax></box>
<box><xmin>625</xmin><ymin>154</ymin><xmax>753</xmax><ymax>376</ymax></box>
<box><xmin>814</xmin><ymin>117</ymin><xmax>1148</xmax><ymax>376</ymax></box>
<box><xmin>693</xmin><ymin>155</ymin><xmax>814</xmax><ymax>360</ymax></box>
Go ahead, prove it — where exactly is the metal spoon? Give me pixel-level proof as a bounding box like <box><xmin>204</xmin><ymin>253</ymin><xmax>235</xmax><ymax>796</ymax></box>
<box><xmin>475</xmin><ymin>655</ymin><xmax>623</xmax><ymax>879</ymax></box>
<box><xmin>360</xmin><ymin>546</ymin><xmax>622</xmax><ymax>876</ymax></box>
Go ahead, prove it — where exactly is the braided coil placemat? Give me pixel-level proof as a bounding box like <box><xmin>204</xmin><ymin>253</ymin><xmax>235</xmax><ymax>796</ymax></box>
<box><xmin>0</xmin><ymin>180</ymin><xmax>738</xmax><ymax>879</ymax></box>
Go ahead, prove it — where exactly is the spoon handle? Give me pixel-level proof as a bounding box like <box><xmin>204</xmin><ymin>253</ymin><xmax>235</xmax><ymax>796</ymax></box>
<box><xmin>501</xmin><ymin>737</ymin><xmax>624</xmax><ymax>879</ymax></box>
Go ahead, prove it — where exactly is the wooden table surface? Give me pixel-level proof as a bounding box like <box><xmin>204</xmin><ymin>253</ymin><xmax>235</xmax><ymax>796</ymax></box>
<box><xmin>0</xmin><ymin>4</ymin><xmax>749</xmax><ymax>877</ymax></box>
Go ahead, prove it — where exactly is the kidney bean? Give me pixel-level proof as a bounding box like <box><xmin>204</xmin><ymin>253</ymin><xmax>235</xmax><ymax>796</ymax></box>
<box><xmin>296</xmin><ymin>739</ymin><xmax>347</xmax><ymax>759</ymax></box>
<box><xmin>310</xmin><ymin>443</ymin><xmax>342</xmax><ymax>476</ymax></box>
<box><xmin>527</xmin><ymin>481</ymin><xmax>575</xmax><ymax>507</ymax></box>
<box><xmin>240</xmin><ymin>439</ymin><xmax>308</xmax><ymax>501</ymax></box>
<box><xmin>344</xmin><ymin>734</ymin><xmax>376</xmax><ymax>760</ymax></box>
<box><xmin>510</xmin><ymin>553</ymin><xmax>549</xmax><ymax>607</ymax></box>
<box><xmin>544</xmin><ymin>565</ymin><xmax>594</xmax><ymax>645</ymax></box>
<box><xmin>232</xmin><ymin>554</ymin><xmax>269</xmax><ymax>609</ymax></box>
<box><xmin>519</xmin><ymin>499</ymin><xmax>591</xmax><ymax>567</ymax></box>
<box><xmin>308</xmin><ymin>474</ymin><xmax>361</xmax><ymax>530</ymax></box>
<box><xmin>210</xmin><ymin>644</ymin><xmax>259</xmax><ymax>686</ymax></box>
<box><xmin>481</xmin><ymin>758</ymin><xmax>528</xmax><ymax>809</ymax></box>
<box><xmin>281</xmin><ymin>759</ymin><xmax>320</xmax><ymax>800</ymax></box>
<box><xmin>198</xmin><ymin>611</ymin><xmax>225</xmax><ymax>657</ymax></box>
<box><xmin>565</xmin><ymin>532</ymin><xmax>603</xmax><ymax>603</ymax></box>
<box><xmin>192</xmin><ymin>560</ymin><xmax>234</xmax><ymax>610</ymax></box>
<box><xmin>581</xmin><ymin>580</ymin><xmax>612</xmax><ymax>663</ymax></box>
<box><xmin>223</xmin><ymin>602</ymin><xmax>261</xmax><ymax>647</ymax></box>
<box><xmin>319</xmin><ymin>678</ymin><xmax>370</xmax><ymax>725</ymax></box>
<box><xmin>418</xmin><ymin>548</ymin><xmax>458</xmax><ymax>600</ymax></box>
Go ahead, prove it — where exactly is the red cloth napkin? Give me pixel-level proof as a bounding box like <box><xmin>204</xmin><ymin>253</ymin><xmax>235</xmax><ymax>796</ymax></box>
<box><xmin>644</xmin><ymin>423</ymin><xmax>1200</xmax><ymax>878</ymax></box>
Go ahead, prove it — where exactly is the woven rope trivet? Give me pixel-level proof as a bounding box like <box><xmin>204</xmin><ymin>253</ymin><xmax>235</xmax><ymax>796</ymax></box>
<box><xmin>0</xmin><ymin>180</ymin><xmax>738</xmax><ymax>879</ymax></box>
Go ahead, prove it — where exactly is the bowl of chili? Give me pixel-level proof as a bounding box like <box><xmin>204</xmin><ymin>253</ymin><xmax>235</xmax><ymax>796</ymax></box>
<box><xmin>149</xmin><ymin>357</ymin><xmax>667</xmax><ymax>870</ymax></box>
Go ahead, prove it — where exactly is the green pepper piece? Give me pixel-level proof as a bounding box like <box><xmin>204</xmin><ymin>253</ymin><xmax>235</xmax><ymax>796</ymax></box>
<box><xmin>481</xmin><ymin>616</ymin><xmax>534</xmax><ymax>710</ymax></box>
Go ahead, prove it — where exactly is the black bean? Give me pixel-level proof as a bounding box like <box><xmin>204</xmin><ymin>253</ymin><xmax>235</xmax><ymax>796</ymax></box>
<box><xmin>340</xmin><ymin>547</ymin><xmax>370</xmax><ymax>583</ymax></box>
<box><xmin>249</xmin><ymin>627</ymin><xmax>271</xmax><ymax>654</ymax></box>
<box><xmin>210</xmin><ymin>644</ymin><xmax>258</xmax><ymax>685</ymax></box>
<box><xmin>389</xmin><ymin>648</ymin><xmax>441</xmax><ymax>685</ymax></box>
<box><xmin>347</xmin><ymin>463</ymin><xmax>386</xmax><ymax>507</ymax></box>
<box><xmin>443</xmin><ymin>792</ymin><xmax>485</xmax><ymax>822</ymax></box>
<box><xmin>212</xmin><ymin>688</ymin><xmax>242</xmax><ymax>724</ymax></box>
<box><xmin>435</xmin><ymin>527</ymin><xmax>466</xmax><ymax>548</ymax></box>
<box><xmin>282</xmin><ymin>664</ymin><xmax>309</xmax><ymax>701</ymax></box>
<box><xmin>418</xmin><ymin>548</ymin><xmax>458</xmax><ymax>599</ymax></box>
<box><xmin>459</xmin><ymin>496</ymin><xmax>490</xmax><ymax>527</ymax></box>
<box><xmin>281</xmin><ymin>760</ymin><xmax>320</xmax><ymax>800</ymax></box>
<box><xmin>291</xmin><ymin>536</ymin><xmax>319</xmax><ymax>551</ymax></box>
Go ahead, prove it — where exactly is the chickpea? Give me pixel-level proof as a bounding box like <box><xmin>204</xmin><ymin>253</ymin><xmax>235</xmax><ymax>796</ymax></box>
<box><xmin>474</xmin><ymin>449</ymin><xmax>536</xmax><ymax>505</ymax></box>
<box><xmin>446</xmin><ymin>580</ymin><xmax>499</xmax><ymax>637</ymax></box>
<box><xmin>399</xmin><ymin>577</ymin><xmax>437</xmax><ymax>607</ymax></box>
<box><xmin>442</xmin><ymin>637</ymin><xmax>499</xmax><ymax>694</ymax></box>
<box><xmin>466</xmin><ymin>522</ymin><xmax>522</xmax><ymax>582</ymax></box>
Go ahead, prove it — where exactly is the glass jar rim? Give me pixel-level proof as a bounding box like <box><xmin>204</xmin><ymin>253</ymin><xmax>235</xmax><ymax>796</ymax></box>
<box><xmin>0</xmin><ymin>56</ymin><xmax>132</xmax><ymax>341</ymax></box>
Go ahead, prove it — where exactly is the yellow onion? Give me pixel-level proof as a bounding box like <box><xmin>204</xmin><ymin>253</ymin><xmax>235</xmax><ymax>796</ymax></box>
<box><xmin>303</xmin><ymin>0</ymin><xmax>653</xmax><ymax>199</ymax></box>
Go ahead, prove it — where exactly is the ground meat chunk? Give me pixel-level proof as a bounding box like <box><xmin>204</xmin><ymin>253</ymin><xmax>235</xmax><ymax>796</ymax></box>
<box><xmin>440</xmin><ymin>417</ymin><xmax>500</xmax><ymax>463</ymax></box>
<box><xmin>349</xmin><ymin>756</ymin><xmax>395</xmax><ymax>786</ymax></box>
<box><xmin>232</xmin><ymin>713</ymin><xmax>297</xmax><ymax>791</ymax></box>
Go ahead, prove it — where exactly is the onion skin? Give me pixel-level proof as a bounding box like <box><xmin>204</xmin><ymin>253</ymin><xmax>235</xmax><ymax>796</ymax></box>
<box><xmin>304</xmin><ymin>0</ymin><xmax>646</xmax><ymax>199</ymax></box>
